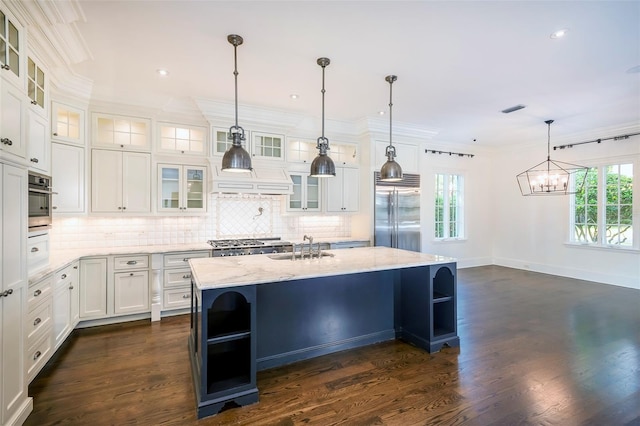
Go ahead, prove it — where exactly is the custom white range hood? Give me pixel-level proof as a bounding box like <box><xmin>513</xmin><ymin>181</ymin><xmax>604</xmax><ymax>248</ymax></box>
<box><xmin>209</xmin><ymin>162</ymin><xmax>293</xmax><ymax>195</ymax></box>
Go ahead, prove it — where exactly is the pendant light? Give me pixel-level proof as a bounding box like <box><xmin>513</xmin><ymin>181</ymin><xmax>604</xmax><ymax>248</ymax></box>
<box><xmin>516</xmin><ymin>120</ymin><xmax>588</xmax><ymax>195</ymax></box>
<box><xmin>379</xmin><ymin>75</ymin><xmax>403</xmax><ymax>182</ymax></box>
<box><xmin>221</xmin><ymin>34</ymin><xmax>252</xmax><ymax>173</ymax></box>
<box><xmin>310</xmin><ymin>57</ymin><xmax>336</xmax><ymax>178</ymax></box>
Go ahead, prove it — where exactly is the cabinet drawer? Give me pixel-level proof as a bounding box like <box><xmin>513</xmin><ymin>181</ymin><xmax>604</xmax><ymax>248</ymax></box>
<box><xmin>163</xmin><ymin>251</ymin><xmax>209</xmax><ymax>268</ymax></box>
<box><xmin>114</xmin><ymin>255</ymin><xmax>149</xmax><ymax>270</ymax></box>
<box><xmin>27</xmin><ymin>332</ymin><xmax>53</xmax><ymax>383</ymax></box>
<box><xmin>28</xmin><ymin>233</ymin><xmax>50</xmax><ymax>273</ymax></box>
<box><xmin>54</xmin><ymin>263</ymin><xmax>76</xmax><ymax>288</ymax></box>
<box><xmin>163</xmin><ymin>268</ymin><xmax>192</xmax><ymax>289</ymax></box>
<box><xmin>163</xmin><ymin>288</ymin><xmax>191</xmax><ymax>310</ymax></box>
<box><xmin>28</xmin><ymin>275</ymin><xmax>53</xmax><ymax>309</ymax></box>
<box><xmin>27</xmin><ymin>298</ymin><xmax>53</xmax><ymax>347</ymax></box>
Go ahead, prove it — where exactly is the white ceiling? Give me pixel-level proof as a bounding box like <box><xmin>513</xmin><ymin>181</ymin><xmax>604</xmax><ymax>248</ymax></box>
<box><xmin>69</xmin><ymin>0</ymin><xmax>640</xmax><ymax>147</ymax></box>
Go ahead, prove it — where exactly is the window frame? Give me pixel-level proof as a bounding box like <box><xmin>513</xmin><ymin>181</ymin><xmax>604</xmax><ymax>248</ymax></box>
<box><xmin>434</xmin><ymin>172</ymin><xmax>465</xmax><ymax>241</ymax></box>
<box><xmin>569</xmin><ymin>159</ymin><xmax>637</xmax><ymax>250</ymax></box>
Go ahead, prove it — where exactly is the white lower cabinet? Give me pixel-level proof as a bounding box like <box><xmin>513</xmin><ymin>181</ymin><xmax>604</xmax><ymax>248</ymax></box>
<box><xmin>80</xmin><ymin>255</ymin><xmax>150</xmax><ymax>320</ymax></box>
<box><xmin>52</xmin><ymin>261</ymin><xmax>79</xmax><ymax>350</ymax></box>
<box><xmin>161</xmin><ymin>251</ymin><xmax>209</xmax><ymax>312</ymax></box>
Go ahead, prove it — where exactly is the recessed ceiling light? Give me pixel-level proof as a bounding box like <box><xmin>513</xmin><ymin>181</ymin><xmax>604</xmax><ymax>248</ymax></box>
<box><xmin>290</xmin><ymin>94</ymin><xmax>299</xmax><ymax>99</ymax></box>
<box><xmin>378</xmin><ymin>111</ymin><xmax>385</xmax><ymax>115</ymax></box>
<box><xmin>156</xmin><ymin>68</ymin><xmax>169</xmax><ymax>76</ymax></box>
<box><xmin>550</xmin><ymin>28</ymin><xmax>569</xmax><ymax>39</ymax></box>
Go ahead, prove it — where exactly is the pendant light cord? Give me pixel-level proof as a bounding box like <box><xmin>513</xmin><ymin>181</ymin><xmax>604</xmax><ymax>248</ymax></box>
<box><xmin>389</xmin><ymin>78</ymin><xmax>393</xmax><ymax>148</ymax></box>
<box><xmin>233</xmin><ymin>43</ymin><xmax>239</xmax><ymax>129</ymax></box>
<box><xmin>321</xmin><ymin>63</ymin><xmax>326</xmax><ymax>141</ymax></box>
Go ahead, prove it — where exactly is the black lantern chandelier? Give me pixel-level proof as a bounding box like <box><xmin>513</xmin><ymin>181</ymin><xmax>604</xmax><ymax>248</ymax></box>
<box><xmin>516</xmin><ymin>120</ymin><xmax>588</xmax><ymax>196</ymax></box>
<box><xmin>310</xmin><ymin>57</ymin><xmax>336</xmax><ymax>178</ymax></box>
<box><xmin>221</xmin><ymin>34</ymin><xmax>252</xmax><ymax>173</ymax></box>
<box><xmin>379</xmin><ymin>75</ymin><xmax>403</xmax><ymax>182</ymax></box>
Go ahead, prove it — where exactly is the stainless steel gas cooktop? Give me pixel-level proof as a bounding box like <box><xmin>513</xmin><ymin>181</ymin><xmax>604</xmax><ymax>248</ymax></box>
<box><xmin>207</xmin><ymin>238</ymin><xmax>293</xmax><ymax>257</ymax></box>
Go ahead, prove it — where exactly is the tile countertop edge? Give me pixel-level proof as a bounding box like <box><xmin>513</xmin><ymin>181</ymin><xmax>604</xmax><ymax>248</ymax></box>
<box><xmin>28</xmin><ymin>243</ymin><xmax>213</xmax><ymax>285</ymax></box>
<box><xmin>190</xmin><ymin>246</ymin><xmax>457</xmax><ymax>290</ymax></box>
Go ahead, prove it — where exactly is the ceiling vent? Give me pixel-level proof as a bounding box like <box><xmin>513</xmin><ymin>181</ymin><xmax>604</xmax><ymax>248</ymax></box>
<box><xmin>501</xmin><ymin>104</ymin><xmax>526</xmax><ymax>114</ymax></box>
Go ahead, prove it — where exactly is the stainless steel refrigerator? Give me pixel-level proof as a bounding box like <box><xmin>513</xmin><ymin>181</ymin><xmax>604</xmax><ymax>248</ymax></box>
<box><xmin>374</xmin><ymin>172</ymin><xmax>421</xmax><ymax>252</ymax></box>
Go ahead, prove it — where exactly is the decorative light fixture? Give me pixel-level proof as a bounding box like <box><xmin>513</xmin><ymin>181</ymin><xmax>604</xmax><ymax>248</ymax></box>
<box><xmin>221</xmin><ymin>34</ymin><xmax>252</xmax><ymax>173</ymax></box>
<box><xmin>310</xmin><ymin>57</ymin><xmax>336</xmax><ymax>178</ymax></box>
<box><xmin>516</xmin><ymin>120</ymin><xmax>588</xmax><ymax>196</ymax></box>
<box><xmin>379</xmin><ymin>75</ymin><xmax>403</xmax><ymax>182</ymax></box>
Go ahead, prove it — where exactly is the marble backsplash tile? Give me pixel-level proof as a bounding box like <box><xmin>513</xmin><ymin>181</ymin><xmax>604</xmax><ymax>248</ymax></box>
<box><xmin>49</xmin><ymin>194</ymin><xmax>351</xmax><ymax>249</ymax></box>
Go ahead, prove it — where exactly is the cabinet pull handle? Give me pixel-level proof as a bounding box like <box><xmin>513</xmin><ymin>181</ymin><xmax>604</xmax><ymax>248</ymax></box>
<box><xmin>31</xmin><ymin>100</ymin><xmax>38</xmax><ymax>105</ymax></box>
<box><xmin>129</xmin><ymin>273</ymin><xmax>134</xmax><ymax>276</ymax></box>
<box><xmin>53</xmin><ymin>206</ymin><xmax>58</xmax><ymax>209</ymax></box>
<box><xmin>31</xmin><ymin>247</ymin><xmax>39</xmax><ymax>252</ymax></box>
<box><xmin>182</xmin><ymin>274</ymin><xmax>191</xmax><ymax>279</ymax></box>
<box><xmin>34</xmin><ymin>317</ymin><xmax>42</xmax><ymax>326</ymax></box>
<box><xmin>30</xmin><ymin>157</ymin><xmax>39</xmax><ymax>163</ymax></box>
<box><xmin>34</xmin><ymin>289</ymin><xmax>42</xmax><ymax>297</ymax></box>
<box><xmin>69</xmin><ymin>285</ymin><xmax>74</xmax><ymax>290</ymax></box>
<box><xmin>61</xmin><ymin>273</ymin><xmax>67</xmax><ymax>279</ymax></box>
<box><xmin>118</xmin><ymin>207</ymin><xmax>122</xmax><ymax>210</ymax></box>
<box><xmin>1</xmin><ymin>64</ymin><xmax>9</xmax><ymax>70</ymax></box>
<box><xmin>182</xmin><ymin>258</ymin><xmax>189</xmax><ymax>262</ymax></box>
<box><xmin>73</xmin><ymin>265</ymin><xmax>78</xmax><ymax>269</ymax></box>
<box><xmin>53</xmin><ymin>132</ymin><xmax>58</xmax><ymax>136</ymax></box>
<box><xmin>182</xmin><ymin>294</ymin><xmax>190</xmax><ymax>299</ymax></box>
<box><xmin>1</xmin><ymin>289</ymin><xmax>14</xmax><ymax>297</ymax></box>
<box><xmin>1</xmin><ymin>138</ymin><xmax>12</xmax><ymax>146</ymax></box>
<box><xmin>122</xmin><ymin>206</ymin><xmax>127</xmax><ymax>210</ymax></box>
<box><xmin>33</xmin><ymin>351</ymin><xmax>42</xmax><ymax>361</ymax></box>
<box><xmin>126</xmin><ymin>260</ymin><xmax>137</xmax><ymax>265</ymax></box>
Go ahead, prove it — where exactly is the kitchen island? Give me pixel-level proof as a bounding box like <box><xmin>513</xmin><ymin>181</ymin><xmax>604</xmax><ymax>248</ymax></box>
<box><xmin>188</xmin><ymin>246</ymin><xmax>459</xmax><ymax>418</ymax></box>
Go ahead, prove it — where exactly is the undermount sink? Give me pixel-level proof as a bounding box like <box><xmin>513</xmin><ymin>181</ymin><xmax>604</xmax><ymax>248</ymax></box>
<box><xmin>267</xmin><ymin>252</ymin><xmax>335</xmax><ymax>261</ymax></box>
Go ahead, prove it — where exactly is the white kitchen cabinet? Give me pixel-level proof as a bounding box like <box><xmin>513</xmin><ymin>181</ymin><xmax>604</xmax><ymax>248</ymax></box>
<box><xmin>326</xmin><ymin>167</ymin><xmax>359</xmax><ymax>213</ymax></box>
<box><xmin>286</xmin><ymin>138</ymin><xmax>316</xmax><ymax>163</ymax></box>
<box><xmin>91</xmin><ymin>112</ymin><xmax>151</xmax><ymax>151</ymax></box>
<box><xmin>52</xmin><ymin>261</ymin><xmax>79</xmax><ymax>350</ymax></box>
<box><xmin>0</xmin><ymin>78</ymin><xmax>26</xmax><ymax>163</ymax></box>
<box><xmin>0</xmin><ymin>6</ymin><xmax>24</xmax><ymax>89</ymax></box>
<box><xmin>212</xmin><ymin>127</ymin><xmax>249</xmax><ymax>157</ymax></box>
<box><xmin>114</xmin><ymin>270</ymin><xmax>149</xmax><ymax>315</ymax></box>
<box><xmin>1</xmin><ymin>161</ymin><xmax>31</xmax><ymax>425</ymax></box>
<box><xmin>26</xmin><ymin>274</ymin><xmax>53</xmax><ymax>383</ymax></box>
<box><xmin>374</xmin><ymin>140</ymin><xmax>419</xmax><ymax>173</ymax></box>
<box><xmin>27</xmin><ymin>110</ymin><xmax>50</xmax><ymax>174</ymax></box>
<box><xmin>287</xmin><ymin>172</ymin><xmax>321</xmax><ymax>212</ymax></box>
<box><xmin>79</xmin><ymin>257</ymin><xmax>107</xmax><ymax>319</ymax></box>
<box><xmin>51</xmin><ymin>102</ymin><xmax>84</xmax><ymax>145</ymax></box>
<box><xmin>158</xmin><ymin>164</ymin><xmax>206</xmax><ymax>214</ymax></box>
<box><xmin>161</xmin><ymin>251</ymin><xmax>209</xmax><ymax>312</ymax></box>
<box><xmin>91</xmin><ymin>149</ymin><xmax>151</xmax><ymax>213</ymax></box>
<box><xmin>52</xmin><ymin>142</ymin><xmax>85</xmax><ymax>213</ymax></box>
<box><xmin>252</xmin><ymin>131</ymin><xmax>284</xmax><ymax>161</ymax></box>
<box><xmin>157</xmin><ymin>122</ymin><xmax>206</xmax><ymax>155</ymax></box>
<box><xmin>331</xmin><ymin>142</ymin><xmax>359</xmax><ymax>167</ymax></box>
<box><xmin>27</xmin><ymin>56</ymin><xmax>47</xmax><ymax>118</ymax></box>
<box><xmin>27</xmin><ymin>231</ymin><xmax>49</xmax><ymax>275</ymax></box>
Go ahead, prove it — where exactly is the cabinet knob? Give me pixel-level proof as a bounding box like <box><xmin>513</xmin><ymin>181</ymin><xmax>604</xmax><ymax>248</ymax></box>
<box><xmin>129</xmin><ymin>273</ymin><xmax>134</xmax><ymax>276</ymax></box>
<box><xmin>182</xmin><ymin>258</ymin><xmax>188</xmax><ymax>262</ymax></box>
<box><xmin>53</xmin><ymin>206</ymin><xmax>58</xmax><ymax>209</ymax></box>
<box><xmin>34</xmin><ymin>289</ymin><xmax>41</xmax><ymax>297</ymax></box>
<box><xmin>118</xmin><ymin>207</ymin><xmax>122</xmax><ymax>210</ymax></box>
<box><xmin>30</xmin><ymin>157</ymin><xmax>39</xmax><ymax>163</ymax></box>
<box><xmin>1</xmin><ymin>138</ymin><xmax>12</xmax><ymax>146</ymax></box>
<box><xmin>182</xmin><ymin>274</ymin><xmax>191</xmax><ymax>279</ymax></box>
<box><xmin>33</xmin><ymin>351</ymin><xmax>42</xmax><ymax>361</ymax></box>
<box><xmin>31</xmin><ymin>100</ymin><xmax>38</xmax><ymax>105</ymax></box>
<box><xmin>69</xmin><ymin>285</ymin><xmax>74</xmax><ymax>290</ymax></box>
<box><xmin>34</xmin><ymin>317</ymin><xmax>42</xmax><ymax>326</ymax></box>
<box><xmin>122</xmin><ymin>206</ymin><xmax>127</xmax><ymax>210</ymax></box>
<box><xmin>31</xmin><ymin>247</ymin><xmax>39</xmax><ymax>253</ymax></box>
<box><xmin>182</xmin><ymin>294</ymin><xmax>190</xmax><ymax>299</ymax></box>
<box><xmin>53</xmin><ymin>132</ymin><xmax>58</xmax><ymax>136</ymax></box>
<box><xmin>1</xmin><ymin>64</ymin><xmax>9</xmax><ymax>70</ymax></box>
<box><xmin>61</xmin><ymin>273</ymin><xmax>67</xmax><ymax>279</ymax></box>
<box><xmin>73</xmin><ymin>265</ymin><xmax>78</xmax><ymax>269</ymax></box>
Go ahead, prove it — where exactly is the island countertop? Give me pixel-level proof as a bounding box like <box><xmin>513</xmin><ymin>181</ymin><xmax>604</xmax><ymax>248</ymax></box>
<box><xmin>189</xmin><ymin>246</ymin><xmax>456</xmax><ymax>290</ymax></box>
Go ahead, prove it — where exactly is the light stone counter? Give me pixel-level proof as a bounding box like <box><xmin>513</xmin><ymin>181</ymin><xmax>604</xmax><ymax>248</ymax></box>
<box><xmin>190</xmin><ymin>246</ymin><xmax>455</xmax><ymax>290</ymax></box>
<box><xmin>30</xmin><ymin>243</ymin><xmax>212</xmax><ymax>284</ymax></box>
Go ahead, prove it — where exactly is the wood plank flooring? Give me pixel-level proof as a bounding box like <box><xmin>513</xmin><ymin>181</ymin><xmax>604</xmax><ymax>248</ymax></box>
<box><xmin>25</xmin><ymin>266</ymin><xmax>640</xmax><ymax>425</ymax></box>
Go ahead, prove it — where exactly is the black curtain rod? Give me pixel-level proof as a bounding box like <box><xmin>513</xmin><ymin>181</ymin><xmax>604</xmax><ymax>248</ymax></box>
<box><xmin>553</xmin><ymin>132</ymin><xmax>640</xmax><ymax>150</ymax></box>
<box><xmin>425</xmin><ymin>149</ymin><xmax>474</xmax><ymax>158</ymax></box>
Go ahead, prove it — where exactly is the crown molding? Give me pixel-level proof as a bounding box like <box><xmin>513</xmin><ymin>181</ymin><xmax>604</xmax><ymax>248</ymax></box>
<box><xmin>356</xmin><ymin>117</ymin><xmax>440</xmax><ymax>141</ymax></box>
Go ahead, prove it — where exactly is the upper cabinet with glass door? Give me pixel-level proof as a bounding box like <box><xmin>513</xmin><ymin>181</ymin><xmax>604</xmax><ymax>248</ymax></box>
<box><xmin>211</xmin><ymin>127</ymin><xmax>249</xmax><ymax>157</ymax></box>
<box><xmin>91</xmin><ymin>112</ymin><xmax>151</xmax><ymax>151</ymax></box>
<box><xmin>286</xmin><ymin>138</ymin><xmax>315</xmax><ymax>164</ymax></box>
<box><xmin>330</xmin><ymin>141</ymin><xmax>359</xmax><ymax>167</ymax></box>
<box><xmin>52</xmin><ymin>102</ymin><xmax>85</xmax><ymax>145</ymax></box>
<box><xmin>27</xmin><ymin>56</ymin><xmax>47</xmax><ymax>117</ymax></box>
<box><xmin>251</xmin><ymin>132</ymin><xmax>284</xmax><ymax>162</ymax></box>
<box><xmin>157</xmin><ymin>122</ymin><xmax>207</xmax><ymax>156</ymax></box>
<box><xmin>0</xmin><ymin>7</ymin><xmax>24</xmax><ymax>89</ymax></box>
<box><xmin>158</xmin><ymin>164</ymin><xmax>206</xmax><ymax>214</ymax></box>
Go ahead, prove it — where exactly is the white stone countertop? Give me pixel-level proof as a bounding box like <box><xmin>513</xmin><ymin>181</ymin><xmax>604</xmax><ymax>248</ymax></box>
<box><xmin>190</xmin><ymin>246</ymin><xmax>456</xmax><ymax>290</ymax></box>
<box><xmin>29</xmin><ymin>243</ymin><xmax>212</xmax><ymax>285</ymax></box>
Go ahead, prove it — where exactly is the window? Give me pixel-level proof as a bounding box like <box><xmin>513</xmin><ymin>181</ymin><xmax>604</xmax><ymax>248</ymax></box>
<box><xmin>571</xmin><ymin>163</ymin><xmax>634</xmax><ymax>247</ymax></box>
<box><xmin>435</xmin><ymin>173</ymin><xmax>464</xmax><ymax>239</ymax></box>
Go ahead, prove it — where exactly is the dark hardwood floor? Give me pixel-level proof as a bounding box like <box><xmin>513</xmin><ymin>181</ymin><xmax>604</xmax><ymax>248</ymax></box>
<box><xmin>25</xmin><ymin>266</ymin><xmax>640</xmax><ymax>425</ymax></box>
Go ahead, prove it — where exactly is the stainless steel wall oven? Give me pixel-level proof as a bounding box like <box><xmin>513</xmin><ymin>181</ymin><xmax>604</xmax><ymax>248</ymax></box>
<box><xmin>28</xmin><ymin>171</ymin><xmax>53</xmax><ymax>230</ymax></box>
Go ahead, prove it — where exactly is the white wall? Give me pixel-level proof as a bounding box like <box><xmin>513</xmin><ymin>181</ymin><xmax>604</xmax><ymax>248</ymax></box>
<box><xmin>492</xmin><ymin>134</ymin><xmax>640</xmax><ymax>289</ymax></box>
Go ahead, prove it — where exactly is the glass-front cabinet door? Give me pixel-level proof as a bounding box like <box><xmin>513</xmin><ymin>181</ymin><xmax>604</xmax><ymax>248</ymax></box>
<box><xmin>52</xmin><ymin>102</ymin><xmax>85</xmax><ymax>145</ymax></box>
<box><xmin>287</xmin><ymin>172</ymin><xmax>320</xmax><ymax>212</ymax></box>
<box><xmin>27</xmin><ymin>57</ymin><xmax>46</xmax><ymax>114</ymax></box>
<box><xmin>0</xmin><ymin>7</ymin><xmax>23</xmax><ymax>87</ymax></box>
<box><xmin>158</xmin><ymin>164</ymin><xmax>206</xmax><ymax>214</ymax></box>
